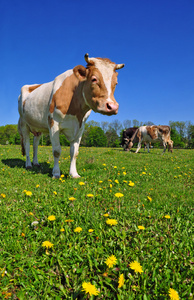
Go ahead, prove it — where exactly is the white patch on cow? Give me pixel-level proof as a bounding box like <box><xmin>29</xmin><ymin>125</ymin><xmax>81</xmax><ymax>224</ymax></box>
<box><xmin>52</xmin><ymin>69</ymin><xmax>73</xmax><ymax>94</ymax></box>
<box><xmin>90</xmin><ymin>58</ymin><xmax>115</xmax><ymax>100</ymax></box>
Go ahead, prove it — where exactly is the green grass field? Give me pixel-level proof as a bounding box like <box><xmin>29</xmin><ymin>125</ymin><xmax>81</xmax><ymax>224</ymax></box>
<box><xmin>0</xmin><ymin>145</ymin><xmax>193</xmax><ymax>299</ymax></box>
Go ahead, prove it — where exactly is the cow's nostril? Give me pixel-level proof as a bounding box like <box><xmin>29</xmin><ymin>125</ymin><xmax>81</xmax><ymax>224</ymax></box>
<box><xmin>107</xmin><ymin>103</ymin><xmax>112</xmax><ymax>110</ymax></box>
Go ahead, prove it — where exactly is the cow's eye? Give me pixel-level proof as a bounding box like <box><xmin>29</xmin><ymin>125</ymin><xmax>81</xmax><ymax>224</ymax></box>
<box><xmin>91</xmin><ymin>76</ymin><xmax>98</xmax><ymax>83</ymax></box>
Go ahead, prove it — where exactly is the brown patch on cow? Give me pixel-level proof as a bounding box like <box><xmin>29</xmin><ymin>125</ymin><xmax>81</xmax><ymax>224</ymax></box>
<box><xmin>157</xmin><ymin>125</ymin><xmax>170</xmax><ymax>135</ymax></box>
<box><xmin>28</xmin><ymin>84</ymin><xmax>42</xmax><ymax>93</ymax></box>
<box><xmin>54</xmin><ymin>150</ymin><xmax>60</xmax><ymax>158</ymax></box>
<box><xmin>146</xmin><ymin>126</ymin><xmax>158</xmax><ymax>140</ymax></box>
<box><xmin>48</xmin><ymin>116</ymin><xmax>54</xmax><ymax>128</ymax></box>
<box><xmin>30</xmin><ymin>130</ymin><xmax>41</xmax><ymax>136</ymax></box>
<box><xmin>137</xmin><ymin>129</ymin><xmax>141</xmax><ymax>140</ymax></box>
<box><xmin>50</xmin><ymin>73</ymin><xmax>90</xmax><ymax>126</ymax></box>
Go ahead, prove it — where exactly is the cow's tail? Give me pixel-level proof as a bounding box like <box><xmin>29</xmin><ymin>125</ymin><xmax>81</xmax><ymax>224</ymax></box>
<box><xmin>130</xmin><ymin>128</ymin><xmax>139</xmax><ymax>143</ymax></box>
<box><xmin>18</xmin><ymin>118</ymin><xmax>25</xmax><ymax>156</ymax></box>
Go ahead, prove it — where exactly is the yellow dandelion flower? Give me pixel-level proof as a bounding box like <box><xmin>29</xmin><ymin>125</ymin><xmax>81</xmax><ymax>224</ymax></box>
<box><xmin>82</xmin><ymin>282</ymin><xmax>99</xmax><ymax>296</ymax></box>
<box><xmin>129</xmin><ymin>261</ymin><xmax>143</xmax><ymax>273</ymax></box>
<box><xmin>21</xmin><ymin>233</ymin><xmax>25</xmax><ymax>237</ymax></box>
<box><xmin>102</xmin><ymin>163</ymin><xmax>106</xmax><ymax>166</ymax></box>
<box><xmin>147</xmin><ymin>196</ymin><xmax>152</xmax><ymax>201</ymax></box>
<box><xmin>115</xmin><ymin>192</ymin><xmax>124</xmax><ymax>198</ymax></box>
<box><xmin>74</xmin><ymin>227</ymin><xmax>82</xmax><ymax>233</ymax></box>
<box><xmin>105</xmin><ymin>254</ymin><xmax>117</xmax><ymax>268</ymax></box>
<box><xmin>42</xmin><ymin>241</ymin><xmax>54</xmax><ymax>249</ymax></box>
<box><xmin>99</xmin><ymin>180</ymin><xmax>103</xmax><ymax>183</ymax></box>
<box><xmin>118</xmin><ymin>274</ymin><xmax>125</xmax><ymax>288</ymax></box>
<box><xmin>65</xmin><ymin>219</ymin><xmax>74</xmax><ymax>222</ymax></box>
<box><xmin>87</xmin><ymin>194</ymin><xmax>94</xmax><ymax>198</ymax></box>
<box><xmin>79</xmin><ymin>182</ymin><xmax>85</xmax><ymax>186</ymax></box>
<box><xmin>106</xmin><ymin>218</ymin><xmax>118</xmax><ymax>226</ymax></box>
<box><xmin>1</xmin><ymin>193</ymin><xmax>6</xmax><ymax>198</ymax></box>
<box><xmin>53</xmin><ymin>191</ymin><xmax>57</xmax><ymax>195</ymax></box>
<box><xmin>60</xmin><ymin>228</ymin><xmax>65</xmax><ymax>232</ymax></box>
<box><xmin>48</xmin><ymin>215</ymin><xmax>56</xmax><ymax>221</ymax></box>
<box><xmin>29</xmin><ymin>212</ymin><xmax>34</xmax><ymax>216</ymax></box>
<box><xmin>165</xmin><ymin>215</ymin><xmax>171</xmax><ymax>219</ymax></box>
<box><xmin>25</xmin><ymin>191</ymin><xmax>32</xmax><ymax>196</ymax></box>
<box><xmin>114</xmin><ymin>166</ymin><xmax>117</xmax><ymax>169</ymax></box>
<box><xmin>110</xmin><ymin>184</ymin><xmax>113</xmax><ymax>188</ymax></box>
<box><xmin>69</xmin><ymin>197</ymin><xmax>76</xmax><ymax>201</ymax></box>
<box><xmin>36</xmin><ymin>184</ymin><xmax>40</xmax><ymax>188</ymax></box>
<box><xmin>123</xmin><ymin>171</ymin><xmax>126</xmax><ymax>175</ymax></box>
<box><xmin>60</xmin><ymin>174</ymin><xmax>64</xmax><ymax>178</ymax></box>
<box><xmin>142</xmin><ymin>172</ymin><xmax>146</xmax><ymax>175</ymax></box>
<box><xmin>115</xmin><ymin>179</ymin><xmax>119</xmax><ymax>183</ymax></box>
<box><xmin>103</xmin><ymin>213</ymin><xmax>109</xmax><ymax>217</ymax></box>
<box><xmin>138</xmin><ymin>225</ymin><xmax>145</xmax><ymax>230</ymax></box>
<box><xmin>169</xmin><ymin>288</ymin><xmax>180</xmax><ymax>300</ymax></box>
<box><xmin>129</xmin><ymin>181</ymin><xmax>135</xmax><ymax>187</ymax></box>
<box><xmin>88</xmin><ymin>229</ymin><xmax>94</xmax><ymax>233</ymax></box>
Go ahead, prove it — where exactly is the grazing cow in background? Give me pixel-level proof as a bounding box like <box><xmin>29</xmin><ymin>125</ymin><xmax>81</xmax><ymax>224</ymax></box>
<box><xmin>121</xmin><ymin>127</ymin><xmax>150</xmax><ymax>151</ymax></box>
<box><xmin>18</xmin><ymin>54</ymin><xmax>124</xmax><ymax>178</ymax></box>
<box><xmin>128</xmin><ymin>125</ymin><xmax>173</xmax><ymax>153</ymax></box>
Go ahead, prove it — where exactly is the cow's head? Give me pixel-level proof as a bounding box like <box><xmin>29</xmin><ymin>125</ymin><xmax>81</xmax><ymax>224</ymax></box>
<box><xmin>168</xmin><ymin>140</ymin><xmax>173</xmax><ymax>152</ymax></box>
<box><xmin>73</xmin><ymin>54</ymin><xmax>124</xmax><ymax>115</ymax></box>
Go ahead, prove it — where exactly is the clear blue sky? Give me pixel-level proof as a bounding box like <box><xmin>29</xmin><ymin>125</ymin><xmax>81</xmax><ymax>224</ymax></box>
<box><xmin>1</xmin><ymin>0</ymin><xmax>194</xmax><ymax>127</ymax></box>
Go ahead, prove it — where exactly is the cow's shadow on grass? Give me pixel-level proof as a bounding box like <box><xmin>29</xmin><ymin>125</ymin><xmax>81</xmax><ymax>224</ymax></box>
<box><xmin>2</xmin><ymin>159</ymin><xmax>54</xmax><ymax>177</ymax></box>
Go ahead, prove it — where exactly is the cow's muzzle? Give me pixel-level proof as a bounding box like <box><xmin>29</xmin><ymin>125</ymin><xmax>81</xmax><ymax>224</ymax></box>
<box><xmin>105</xmin><ymin>102</ymin><xmax>119</xmax><ymax>115</ymax></box>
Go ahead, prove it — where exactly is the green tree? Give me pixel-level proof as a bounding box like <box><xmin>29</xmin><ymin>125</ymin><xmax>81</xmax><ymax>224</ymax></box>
<box><xmin>85</xmin><ymin>126</ymin><xmax>107</xmax><ymax>147</ymax></box>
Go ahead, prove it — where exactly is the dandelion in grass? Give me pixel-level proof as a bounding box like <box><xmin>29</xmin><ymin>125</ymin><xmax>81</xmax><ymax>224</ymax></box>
<box><xmin>21</xmin><ymin>233</ymin><xmax>25</xmax><ymax>237</ymax></box>
<box><xmin>123</xmin><ymin>171</ymin><xmax>126</xmax><ymax>175</ymax></box>
<box><xmin>115</xmin><ymin>179</ymin><xmax>119</xmax><ymax>184</ymax></box>
<box><xmin>1</xmin><ymin>193</ymin><xmax>6</xmax><ymax>198</ymax></box>
<box><xmin>74</xmin><ymin>227</ymin><xmax>82</xmax><ymax>233</ymax></box>
<box><xmin>115</xmin><ymin>193</ymin><xmax>124</xmax><ymax>198</ymax></box>
<box><xmin>88</xmin><ymin>229</ymin><xmax>94</xmax><ymax>233</ymax></box>
<box><xmin>82</xmin><ymin>282</ymin><xmax>99</xmax><ymax>296</ymax></box>
<box><xmin>165</xmin><ymin>215</ymin><xmax>171</xmax><ymax>219</ymax></box>
<box><xmin>65</xmin><ymin>219</ymin><xmax>74</xmax><ymax>222</ymax></box>
<box><xmin>48</xmin><ymin>215</ymin><xmax>56</xmax><ymax>221</ymax></box>
<box><xmin>79</xmin><ymin>182</ymin><xmax>85</xmax><ymax>186</ymax></box>
<box><xmin>138</xmin><ymin>225</ymin><xmax>145</xmax><ymax>230</ymax></box>
<box><xmin>106</xmin><ymin>218</ymin><xmax>118</xmax><ymax>226</ymax></box>
<box><xmin>69</xmin><ymin>197</ymin><xmax>76</xmax><ymax>201</ymax></box>
<box><xmin>87</xmin><ymin>194</ymin><xmax>94</xmax><ymax>198</ymax></box>
<box><xmin>29</xmin><ymin>212</ymin><xmax>34</xmax><ymax>216</ymax></box>
<box><xmin>42</xmin><ymin>241</ymin><xmax>54</xmax><ymax>249</ymax></box>
<box><xmin>25</xmin><ymin>191</ymin><xmax>32</xmax><ymax>196</ymax></box>
<box><xmin>129</xmin><ymin>261</ymin><xmax>143</xmax><ymax>274</ymax></box>
<box><xmin>142</xmin><ymin>172</ymin><xmax>146</xmax><ymax>175</ymax></box>
<box><xmin>99</xmin><ymin>180</ymin><xmax>103</xmax><ymax>183</ymax></box>
<box><xmin>53</xmin><ymin>191</ymin><xmax>57</xmax><ymax>195</ymax></box>
<box><xmin>118</xmin><ymin>274</ymin><xmax>124</xmax><ymax>288</ymax></box>
<box><xmin>36</xmin><ymin>184</ymin><xmax>40</xmax><ymax>188</ymax></box>
<box><xmin>103</xmin><ymin>213</ymin><xmax>109</xmax><ymax>217</ymax></box>
<box><xmin>129</xmin><ymin>181</ymin><xmax>135</xmax><ymax>187</ymax></box>
<box><xmin>60</xmin><ymin>228</ymin><xmax>65</xmax><ymax>232</ymax></box>
<box><xmin>105</xmin><ymin>255</ymin><xmax>117</xmax><ymax>268</ymax></box>
<box><xmin>114</xmin><ymin>166</ymin><xmax>117</xmax><ymax>169</ymax></box>
<box><xmin>102</xmin><ymin>163</ymin><xmax>106</xmax><ymax>166</ymax></box>
<box><xmin>147</xmin><ymin>196</ymin><xmax>152</xmax><ymax>202</ymax></box>
<box><xmin>169</xmin><ymin>288</ymin><xmax>180</xmax><ymax>300</ymax></box>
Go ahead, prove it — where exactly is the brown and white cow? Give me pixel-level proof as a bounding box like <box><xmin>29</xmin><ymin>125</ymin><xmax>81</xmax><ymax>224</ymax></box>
<box><xmin>18</xmin><ymin>54</ymin><xmax>124</xmax><ymax>178</ymax></box>
<box><xmin>128</xmin><ymin>125</ymin><xmax>173</xmax><ymax>153</ymax></box>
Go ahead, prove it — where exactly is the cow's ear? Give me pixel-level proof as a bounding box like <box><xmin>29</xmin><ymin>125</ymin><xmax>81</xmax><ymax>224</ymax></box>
<box><xmin>73</xmin><ymin>65</ymin><xmax>87</xmax><ymax>81</ymax></box>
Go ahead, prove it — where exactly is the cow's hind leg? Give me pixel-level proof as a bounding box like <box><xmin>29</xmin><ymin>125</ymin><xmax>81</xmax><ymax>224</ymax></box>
<box><xmin>20</xmin><ymin>123</ymin><xmax>32</xmax><ymax>169</ymax></box>
<box><xmin>49</xmin><ymin>123</ymin><xmax>61</xmax><ymax>178</ymax></box>
<box><xmin>162</xmin><ymin>141</ymin><xmax>167</xmax><ymax>154</ymax></box>
<box><xmin>33</xmin><ymin>134</ymin><xmax>42</xmax><ymax>166</ymax></box>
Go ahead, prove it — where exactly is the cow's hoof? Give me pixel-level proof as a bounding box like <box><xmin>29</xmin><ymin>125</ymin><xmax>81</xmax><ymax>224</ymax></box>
<box><xmin>26</xmin><ymin>166</ymin><xmax>32</xmax><ymax>169</ymax></box>
<box><xmin>33</xmin><ymin>163</ymin><xmax>40</xmax><ymax>167</ymax></box>
<box><xmin>52</xmin><ymin>175</ymin><xmax>60</xmax><ymax>179</ymax></box>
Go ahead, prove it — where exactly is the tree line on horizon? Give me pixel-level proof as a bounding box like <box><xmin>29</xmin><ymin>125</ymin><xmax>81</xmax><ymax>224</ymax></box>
<box><xmin>0</xmin><ymin>119</ymin><xmax>194</xmax><ymax>149</ymax></box>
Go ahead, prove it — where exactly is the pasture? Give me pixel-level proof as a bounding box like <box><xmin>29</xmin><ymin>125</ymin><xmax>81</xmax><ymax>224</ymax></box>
<box><xmin>0</xmin><ymin>145</ymin><xmax>193</xmax><ymax>299</ymax></box>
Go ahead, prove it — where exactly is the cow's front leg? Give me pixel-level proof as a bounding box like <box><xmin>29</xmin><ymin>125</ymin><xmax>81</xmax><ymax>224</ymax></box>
<box><xmin>49</xmin><ymin>124</ymin><xmax>61</xmax><ymax>178</ymax></box>
<box><xmin>69</xmin><ymin>138</ymin><xmax>82</xmax><ymax>178</ymax></box>
<box><xmin>33</xmin><ymin>134</ymin><xmax>42</xmax><ymax>166</ymax></box>
<box><xmin>147</xmin><ymin>143</ymin><xmax>150</xmax><ymax>153</ymax></box>
<box><xmin>135</xmin><ymin>141</ymin><xmax>142</xmax><ymax>153</ymax></box>
<box><xmin>162</xmin><ymin>142</ymin><xmax>167</xmax><ymax>154</ymax></box>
